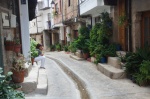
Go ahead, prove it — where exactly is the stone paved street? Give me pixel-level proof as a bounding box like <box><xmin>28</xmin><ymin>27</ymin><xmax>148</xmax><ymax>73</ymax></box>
<box><xmin>26</xmin><ymin>51</ymin><xmax>150</xmax><ymax>99</ymax></box>
<box><xmin>25</xmin><ymin>55</ymin><xmax>80</xmax><ymax>99</ymax></box>
<box><xmin>45</xmin><ymin>51</ymin><xmax>150</xmax><ymax>99</ymax></box>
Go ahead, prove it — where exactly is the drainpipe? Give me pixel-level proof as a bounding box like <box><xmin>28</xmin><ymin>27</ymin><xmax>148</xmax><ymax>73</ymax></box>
<box><xmin>127</xmin><ymin>0</ymin><xmax>132</xmax><ymax>51</ymax></box>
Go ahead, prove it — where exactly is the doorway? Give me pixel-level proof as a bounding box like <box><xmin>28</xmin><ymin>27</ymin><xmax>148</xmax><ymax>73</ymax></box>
<box><xmin>141</xmin><ymin>11</ymin><xmax>150</xmax><ymax>47</ymax></box>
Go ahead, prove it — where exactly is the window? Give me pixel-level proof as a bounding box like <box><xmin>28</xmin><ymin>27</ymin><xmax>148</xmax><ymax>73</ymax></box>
<box><xmin>68</xmin><ymin>0</ymin><xmax>71</xmax><ymax>7</ymax></box>
<box><xmin>47</xmin><ymin>13</ymin><xmax>51</xmax><ymax>21</ymax></box>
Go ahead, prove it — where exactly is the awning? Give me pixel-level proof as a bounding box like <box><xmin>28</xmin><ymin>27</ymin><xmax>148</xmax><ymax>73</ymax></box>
<box><xmin>28</xmin><ymin>0</ymin><xmax>37</xmax><ymax>21</ymax></box>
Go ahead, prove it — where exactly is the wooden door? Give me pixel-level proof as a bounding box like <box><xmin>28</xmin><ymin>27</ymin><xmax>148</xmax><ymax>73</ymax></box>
<box><xmin>141</xmin><ymin>11</ymin><xmax>150</xmax><ymax>47</ymax></box>
<box><xmin>118</xmin><ymin>0</ymin><xmax>127</xmax><ymax>50</ymax></box>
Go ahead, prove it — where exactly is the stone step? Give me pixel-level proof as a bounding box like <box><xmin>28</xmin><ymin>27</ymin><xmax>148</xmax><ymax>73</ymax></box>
<box><xmin>97</xmin><ymin>63</ymin><xmax>126</xmax><ymax>79</ymax></box>
<box><xmin>116</xmin><ymin>51</ymin><xmax>126</xmax><ymax>57</ymax></box>
<box><xmin>24</xmin><ymin>63</ymin><xmax>32</xmax><ymax>77</ymax></box>
<box><xmin>35</xmin><ymin>69</ymin><xmax>48</xmax><ymax>95</ymax></box>
<box><xmin>75</xmin><ymin>51</ymin><xmax>83</xmax><ymax>58</ymax></box>
<box><xmin>70</xmin><ymin>54</ymin><xmax>84</xmax><ymax>61</ymax></box>
<box><xmin>107</xmin><ymin>57</ymin><xmax>121</xmax><ymax>69</ymax></box>
<box><xmin>91</xmin><ymin>57</ymin><xmax>96</xmax><ymax>63</ymax></box>
<box><xmin>20</xmin><ymin>65</ymin><xmax>39</xmax><ymax>93</ymax></box>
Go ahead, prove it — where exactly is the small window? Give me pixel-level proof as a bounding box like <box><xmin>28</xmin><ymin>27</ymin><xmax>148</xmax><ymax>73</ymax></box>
<box><xmin>68</xmin><ymin>0</ymin><xmax>71</xmax><ymax>7</ymax></box>
<box><xmin>95</xmin><ymin>16</ymin><xmax>101</xmax><ymax>23</ymax></box>
<box><xmin>48</xmin><ymin>13</ymin><xmax>51</xmax><ymax>21</ymax></box>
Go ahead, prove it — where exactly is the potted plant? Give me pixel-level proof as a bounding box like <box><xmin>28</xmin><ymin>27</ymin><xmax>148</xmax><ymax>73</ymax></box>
<box><xmin>68</xmin><ymin>40</ymin><xmax>77</xmax><ymax>54</ymax></box>
<box><xmin>133</xmin><ymin>60</ymin><xmax>150</xmax><ymax>86</ymax></box>
<box><xmin>52</xmin><ymin>11</ymin><xmax>58</xmax><ymax>17</ymax></box>
<box><xmin>30</xmin><ymin>38</ymin><xmax>38</xmax><ymax>65</ymax></box>
<box><xmin>50</xmin><ymin>44</ymin><xmax>55</xmax><ymax>51</ymax></box>
<box><xmin>82</xmin><ymin>39</ymin><xmax>90</xmax><ymax>59</ymax></box>
<box><xmin>4</xmin><ymin>40</ymin><xmax>15</xmax><ymax>51</ymax></box>
<box><xmin>118</xmin><ymin>13</ymin><xmax>128</xmax><ymax>27</ymax></box>
<box><xmin>0</xmin><ymin>68</ymin><xmax>25</xmax><ymax>99</ymax></box>
<box><xmin>68</xmin><ymin>33</ymin><xmax>71</xmax><ymax>37</ymax></box>
<box><xmin>11</xmin><ymin>54</ymin><xmax>26</xmax><ymax>83</ymax></box>
<box><xmin>63</xmin><ymin>45</ymin><xmax>69</xmax><ymax>52</ymax></box>
<box><xmin>14</xmin><ymin>38</ymin><xmax>22</xmax><ymax>53</ymax></box>
<box><xmin>56</xmin><ymin>43</ymin><xmax>61</xmax><ymax>51</ymax></box>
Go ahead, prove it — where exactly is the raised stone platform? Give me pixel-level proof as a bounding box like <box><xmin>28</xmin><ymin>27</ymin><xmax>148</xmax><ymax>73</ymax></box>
<box><xmin>20</xmin><ymin>65</ymin><xmax>39</xmax><ymax>93</ymax></box>
<box><xmin>35</xmin><ymin>69</ymin><xmax>48</xmax><ymax>95</ymax></box>
<box><xmin>24</xmin><ymin>63</ymin><xmax>32</xmax><ymax>77</ymax></box>
<box><xmin>98</xmin><ymin>63</ymin><xmax>126</xmax><ymax>79</ymax></box>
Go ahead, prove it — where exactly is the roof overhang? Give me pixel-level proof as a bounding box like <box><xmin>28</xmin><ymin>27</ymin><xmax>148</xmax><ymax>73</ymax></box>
<box><xmin>28</xmin><ymin>0</ymin><xmax>37</xmax><ymax>21</ymax></box>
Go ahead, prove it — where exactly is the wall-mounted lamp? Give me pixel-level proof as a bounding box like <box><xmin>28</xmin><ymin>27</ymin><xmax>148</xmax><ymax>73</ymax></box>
<box><xmin>51</xmin><ymin>0</ymin><xmax>55</xmax><ymax>9</ymax></box>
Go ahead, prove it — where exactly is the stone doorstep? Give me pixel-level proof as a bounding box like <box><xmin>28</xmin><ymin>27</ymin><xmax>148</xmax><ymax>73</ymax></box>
<box><xmin>70</xmin><ymin>54</ymin><xmax>84</xmax><ymax>61</ymax></box>
<box><xmin>116</xmin><ymin>51</ymin><xmax>127</xmax><ymax>57</ymax></box>
<box><xmin>107</xmin><ymin>57</ymin><xmax>121</xmax><ymax>69</ymax></box>
<box><xmin>20</xmin><ymin>65</ymin><xmax>39</xmax><ymax>94</ymax></box>
<box><xmin>35</xmin><ymin>69</ymin><xmax>48</xmax><ymax>95</ymax></box>
<box><xmin>91</xmin><ymin>57</ymin><xmax>96</xmax><ymax>63</ymax></box>
<box><xmin>75</xmin><ymin>52</ymin><xmax>83</xmax><ymax>58</ymax></box>
<box><xmin>97</xmin><ymin>63</ymin><xmax>126</xmax><ymax>79</ymax></box>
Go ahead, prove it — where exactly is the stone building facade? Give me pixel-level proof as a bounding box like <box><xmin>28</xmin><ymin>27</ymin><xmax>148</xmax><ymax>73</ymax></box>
<box><xmin>0</xmin><ymin>0</ymin><xmax>17</xmax><ymax>73</ymax></box>
<box><xmin>112</xmin><ymin>0</ymin><xmax>150</xmax><ymax>52</ymax></box>
<box><xmin>0</xmin><ymin>0</ymin><xmax>37</xmax><ymax>73</ymax></box>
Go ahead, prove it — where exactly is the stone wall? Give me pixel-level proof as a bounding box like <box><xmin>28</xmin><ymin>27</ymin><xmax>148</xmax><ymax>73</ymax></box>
<box><xmin>110</xmin><ymin>6</ymin><xmax>119</xmax><ymax>43</ymax></box>
<box><xmin>0</xmin><ymin>0</ymin><xmax>9</xmax><ymax>8</ymax></box>
<box><xmin>0</xmin><ymin>3</ymin><xmax>16</xmax><ymax>73</ymax></box>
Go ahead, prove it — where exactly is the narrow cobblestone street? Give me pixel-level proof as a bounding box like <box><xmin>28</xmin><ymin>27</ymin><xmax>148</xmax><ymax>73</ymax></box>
<box><xmin>26</xmin><ymin>51</ymin><xmax>150</xmax><ymax>99</ymax></box>
<box><xmin>26</xmin><ymin>56</ymin><xmax>80</xmax><ymax>99</ymax></box>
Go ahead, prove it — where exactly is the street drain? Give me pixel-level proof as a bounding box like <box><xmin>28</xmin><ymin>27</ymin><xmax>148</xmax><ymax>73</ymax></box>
<box><xmin>47</xmin><ymin>57</ymin><xmax>90</xmax><ymax>99</ymax></box>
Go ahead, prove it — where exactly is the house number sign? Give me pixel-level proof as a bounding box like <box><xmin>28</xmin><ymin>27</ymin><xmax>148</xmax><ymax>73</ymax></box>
<box><xmin>21</xmin><ymin>0</ymin><xmax>26</xmax><ymax>4</ymax></box>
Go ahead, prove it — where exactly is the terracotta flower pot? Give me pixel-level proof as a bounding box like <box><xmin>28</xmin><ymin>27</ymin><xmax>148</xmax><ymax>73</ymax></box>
<box><xmin>12</xmin><ymin>70</ymin><xmax>25</xmax><ymax>83</ymax></box>
<box><xmin>14</xmin><ymin>44</ymin><xmax>21</xmax><ymax>53</ymax></box>
<box><xmin>83</xmin><ymin>53</ymin><xmax>89</xmax><ymax>59</ymax></box>
<box><xmin>31</xmin><ymin>58</ymin><xmax>34</xmax><ymax>65</ymax></box>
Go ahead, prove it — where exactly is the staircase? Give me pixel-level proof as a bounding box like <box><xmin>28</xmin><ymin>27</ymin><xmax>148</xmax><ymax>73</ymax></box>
<box><xmin>97</xmin><ymin>51</ymin><xmax>126</xmax><ymax>79</ymax></box>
